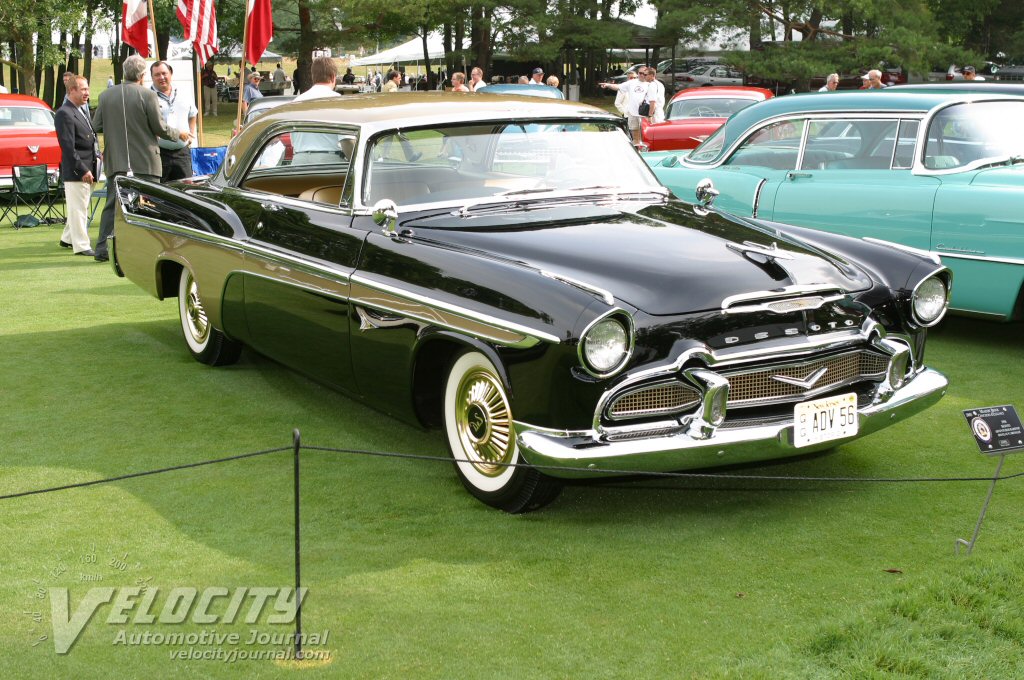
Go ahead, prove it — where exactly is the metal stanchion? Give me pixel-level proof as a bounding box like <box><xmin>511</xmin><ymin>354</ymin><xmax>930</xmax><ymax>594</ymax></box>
<box><xmin>292</xmin><ymin>428</ymin><xmax>303</xmax><ymax>660</ymax></box>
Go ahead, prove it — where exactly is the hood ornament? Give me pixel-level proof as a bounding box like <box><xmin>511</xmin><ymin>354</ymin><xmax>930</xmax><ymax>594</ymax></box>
<box><xmin>27</xmin><ymin>145</ymin><xmax>39</xmax><ymax>154</ymax></box>
<box><xmin>772</xmin><ymin>366</ymin><xmax>827</xmax><ymax>389</ymax></box>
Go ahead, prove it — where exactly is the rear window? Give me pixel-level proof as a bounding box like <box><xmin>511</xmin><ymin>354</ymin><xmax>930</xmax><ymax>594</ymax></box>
<box><xmin>0</xmin><ymin>106</ymin><xmax>54</xmax><ymax>129</ymax></box>
<box><xmin>924</xmin><ymin>100</ymin><xmax>1024</xmax><ymax>170</ymax></box>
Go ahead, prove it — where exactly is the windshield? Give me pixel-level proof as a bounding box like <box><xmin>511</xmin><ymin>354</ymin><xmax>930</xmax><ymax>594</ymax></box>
<box><xmin>667</xmin><ymin>97</ymin><xmax>759</xmax><ymax>121</ymax></box>
<box><xmin>0</xmin><ymin>106</ymin><xmax>54</xmax><ymax>129</ymax></box>
<box><xmin>365</xmin><ymin>121</ymin><xmax>662</xmax><ymax>207</ymax></box>
<box><xmin>924</xmin><ymin>100</ymin><xmax>1024</xmax><ymax>170</ymax></box>
<box><xmin>686</xmin><ymin>126</ymin><xmax>726</xmax><ymax>163</ymax></box>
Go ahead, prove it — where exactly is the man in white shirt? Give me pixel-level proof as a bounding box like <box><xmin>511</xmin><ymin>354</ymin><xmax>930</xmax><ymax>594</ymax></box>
<box><xmin>469</xmin><ymin>67</ymin><xmax>487</xmax><ymax>91</ymax></box>
<box><xmin>600</xmin><ymin>67</ymin><xmax>651</xmax><ymax>145</ymax></box>
<box><xmin>150</xmin><ymin>61</ymin><xmax>198</xmax><ymax>181</ymax></box>
<box><xmin>644</xmin><ymin>67</ymin><xmax>666</xmax><ymax>124</ymax></box>
<box><xmin>529</xmin><ymin>67</ymin><xmax>544</xmax><ymax>84</ymax></box>
<box><xmin>291</xmin><ymin>57</ymin><xmax>344</xmax><ymax>165</ymax></box>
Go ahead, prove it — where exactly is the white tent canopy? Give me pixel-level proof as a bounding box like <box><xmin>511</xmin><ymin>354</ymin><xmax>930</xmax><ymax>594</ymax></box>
<box><xmin>350</xmin><ymin>32</ymin><xmax>444</xmax><ymax>67</ymax></box>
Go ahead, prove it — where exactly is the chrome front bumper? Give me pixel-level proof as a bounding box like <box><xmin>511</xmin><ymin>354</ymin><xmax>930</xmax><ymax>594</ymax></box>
<box><xmin>515</xmin><ymin>368</ymin><xmax>948</xmax><ymax>478</ymax></box>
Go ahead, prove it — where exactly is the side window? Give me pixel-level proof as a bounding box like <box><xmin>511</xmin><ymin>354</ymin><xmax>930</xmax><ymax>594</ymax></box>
<box><xmin>801</xmin><ymin>119</ymin><xmax>898</xmax><ymax>170</ymax></box>
<box><xmin>243</xmin><ymin>129</ymin><xmax>356</xmax><ymax>206</ymax></box>
<box><xmin>892</xmin><ymin>120</ymin><xmax>920</xmax><ymax>169</ymax></box>
<box><xmin>726</xmin><ymin>119</ymin><xmax>805</xmax><ymax>170</ymax></box>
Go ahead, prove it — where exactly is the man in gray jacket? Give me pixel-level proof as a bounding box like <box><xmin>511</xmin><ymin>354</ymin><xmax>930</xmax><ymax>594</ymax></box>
<box><xmin>91</xmin><ymin>54</ymin><xmax>191</xmax><ymax>262</ymax></box>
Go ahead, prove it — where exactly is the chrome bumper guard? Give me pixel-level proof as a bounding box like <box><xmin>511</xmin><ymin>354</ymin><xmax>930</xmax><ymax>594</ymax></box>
<box><xmin>515</xmin><ymin>368</ymin><xmax>948</xmax><ymax>479</ymax></box>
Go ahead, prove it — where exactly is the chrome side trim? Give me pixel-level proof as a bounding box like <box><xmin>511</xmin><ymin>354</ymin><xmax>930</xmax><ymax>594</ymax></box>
<box><xmin>751</xmin><ymin>178</ymin><xmax>767</xmax><ymax>218</ymax></box>
<box><xmin>540</xmin><ymin>270</ymin><xmax>614</xmax><ymax>306</ymax></box>
<box><xmin>350</xmin><ymin>273</ymin><xmax>562</xmax><ymax>347</ymax></box>
<box><xmin>931</xmin><ymin>251</ymin><xmax>1024</xmax><ymax>267</ymax></box>
<box><xmin>862</xmin><ymin>237</ymin><xmax>941</xmax><ymax>265</ymax></box>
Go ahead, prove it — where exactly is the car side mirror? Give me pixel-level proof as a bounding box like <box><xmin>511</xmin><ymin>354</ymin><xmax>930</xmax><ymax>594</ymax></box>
<box><xmin>372</xmin><ymin>199</ymin><xmax>399</xmax><ymax>236</ymax></box>
<box><xmin>695</xmin><ymin>178</ymin><xmax>719</xmax><ymax>206</ymax></box>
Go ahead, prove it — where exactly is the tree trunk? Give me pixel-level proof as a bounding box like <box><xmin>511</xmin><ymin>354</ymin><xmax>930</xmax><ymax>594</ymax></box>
<box><xmin>296</xmin><ymin>1</ymin><xmax>314</xmax><ymax>94</ymax></box>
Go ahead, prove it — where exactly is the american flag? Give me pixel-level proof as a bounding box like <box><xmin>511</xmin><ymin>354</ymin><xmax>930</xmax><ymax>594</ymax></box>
<box><xmin>176</xmin><ymin>0</ymin><xmax>219</xmax><ymax>66</ymax></box>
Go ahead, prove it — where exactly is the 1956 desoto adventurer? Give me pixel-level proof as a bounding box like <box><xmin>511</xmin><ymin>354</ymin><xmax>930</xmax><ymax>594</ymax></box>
<box><xmin>109</xmin><ymin>93</ymin><xmax>949</xmax><ymax>512</ymax></box>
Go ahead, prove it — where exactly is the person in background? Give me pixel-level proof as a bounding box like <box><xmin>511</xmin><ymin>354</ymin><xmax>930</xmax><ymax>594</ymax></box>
<box><xmin>290</xmin><ymin>57</ymin><xmax>343</xmax><ymax>166</ymax></box>
<box><xmin>469</xmin><ymin>67</ymin><xmax>487</xmax><ymax>91</ymax></box>
<box><xmin>91</xmin><ymin>54</ymin><xmax>189</xmax><ymax>262</ymax></box>
<box><xmin>517</xmin><ymin>75</ymin><xmax>529</xmax><ymax>84</ymax></box>
<box><xmin>106</xmin><ymin>76</ymin><xmax>114</xmax><ymax>89</ymax></box>
<box><xmin>963</xmin><ymin>65</ymin><xmax>985</xmax><ymax>81</ymax></box>
<box><xmin>451</xmin><ymin>72</ymin><xmax>470</xmax><ymax>92</ymax></box>
<box><xmin>150</xmin><ymin>60</ymin><xmax>197</xmax><ymax>182</ymax></box>
<box><xmin>546</xmin><ymin>75</ymin><xmax>559</xmax><ymax>88</ymax></box>
<box><xmin>612</xmin><ymin>70</ymin><xmax>638</xmax><ymax>116</ymax></box>
<box><xmin>272</xmin><ymin>63</ymin><xmax>286</xmax><ymax>89</ymax></box>
<box><xmin>861</xmin><ymin>69</ymin><xmax>886</xmax><ymax>89</ymax></box>
<box><xmin>529</xmin><ymin>67</ymin><xmax>544</xmax><ymax>84</ymax></box>
<box><xmin>201</xmin><ymin>61</ymin><xmax>219</xmax><ymax>116</ymax></box>
<box><xmin>242</xmin><ymin>71</ymin><xmax>263</xmax><ymax>115</ymax></box>
<box><xmin>342</xmin><ymin>67</ymin><xmax>356</xmax><ymax>85</ymax></box>
<box><xmin>55</xmin><ymin>75</ymin><xmax>98</xmax><ymax>256</ymax></box>
<box><xmin>382</xmin><ymin>69</ymin><xmax>401</xmax><ymax>93</ymax></box>
<box><xmin>599</xmin><ymin>67</ymin><xmax>650</xmax><ymax>145</ymax></box>
<box><xmin>644</xmin><ymin>67</ymin><xmax>665</xmax><ymax>124</ymax></box>
<box><xmin>818</xmin><ymin>73</ymin><xmax>839</xmax><ymax>92</ymax></box>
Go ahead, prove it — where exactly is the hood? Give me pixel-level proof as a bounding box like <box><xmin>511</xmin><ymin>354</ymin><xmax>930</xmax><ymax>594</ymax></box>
<box><xmin>408</xmin><ymin>202</ymin><xmax>871</xmax><ymax>315</ymax></box>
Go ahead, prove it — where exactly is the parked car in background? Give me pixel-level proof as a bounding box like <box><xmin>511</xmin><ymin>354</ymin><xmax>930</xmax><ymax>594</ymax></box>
<box><xmin>654</xmin><ymin>57</ymin><xmax>721</xmax><ymax>90</ymax></box>
<box><xmin>641</xmin><ymin>86</ymin><xmax>773</xmax><ymax>152</ymax></box>
<box><xmin>108</xmin><ymin>92</ymin><xmax>949</xmax><ymax>512</ymax></box>
<box><xmin>477</xmin><ymin>83</ymin><xmax>564</xmax><ymax>99</ymax></box>
<box><xmin>675</xmin><ymin>64</ymin><xmax>744</xmax><ymax>90</ymax></box>
<box><xmin>0</xmin><ymin>94</ymin><xmax>60</xmax><ymax>191</ymax></box>
<box><xmin>646</xmin><ymin>89</ymin><xmax>1024</xmax><ymax>320</ymax></box>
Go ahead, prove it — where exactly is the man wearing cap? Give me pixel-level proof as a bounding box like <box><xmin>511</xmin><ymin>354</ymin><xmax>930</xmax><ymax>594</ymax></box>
<box><xmin>963</xmin><ymin>65</ymin><xmax>985</xmax><ymax>81</ymax></box>
<box><xmin>529</xmin><ymin>67</ymin><xmax>544</xmax><ymax>85</ymax></box>
<box><xmin>861</xmin><ymin>69</ymin><xmax>886</xmax><ymax>89</ymax></box>
<box><xmin>242</xmin><ymin>71</ymin><xmax>264</xmax><ymax>115</ymax></box>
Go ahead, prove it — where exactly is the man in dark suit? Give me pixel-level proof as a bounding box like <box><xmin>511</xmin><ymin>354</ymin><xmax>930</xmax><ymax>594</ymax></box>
<box><xmin>55</xmin><ymin>75</ymin><xmax>99</xmax><ymax>256</ymax></box>
<box><xmin>91</xmin><ymin>54</ymin><xmax>191</xmax><ymax>262</ymax></box>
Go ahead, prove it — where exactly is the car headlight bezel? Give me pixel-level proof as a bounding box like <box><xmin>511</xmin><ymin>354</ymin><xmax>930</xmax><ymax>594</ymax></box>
<box><xmin>579</xmin><ymin>312</ymin><xmax>634</xmax><ymax>378</ymax></box>
<box><xmin>911</xmin><ymin>271</ymin><xmax>951</xmax><ymax>327</ymax></box>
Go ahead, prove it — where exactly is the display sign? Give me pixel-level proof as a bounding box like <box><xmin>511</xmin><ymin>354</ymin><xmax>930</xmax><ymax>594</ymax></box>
<box><xmin>962</xmin><ymin>405</ymin><xmax>1024</xmax><ymax>455</ymax></box>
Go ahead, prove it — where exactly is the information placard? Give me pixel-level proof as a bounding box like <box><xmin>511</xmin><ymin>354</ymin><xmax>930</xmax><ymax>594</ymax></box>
<box><xmin>962</xmin><ymin>405</ymin><xmax>1024</xmax><ymax>455</ymax></box>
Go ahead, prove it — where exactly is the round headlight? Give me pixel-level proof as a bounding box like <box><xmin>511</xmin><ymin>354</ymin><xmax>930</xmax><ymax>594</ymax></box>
<box><xmin>912</xmin><ymin>275</ymin><xmax>948</xmax><ymax>326</ymax></box>
<box><xmin>582</xmin><ymin>318</ymin><xmax>629</xmax><ymax>375</ymax></box>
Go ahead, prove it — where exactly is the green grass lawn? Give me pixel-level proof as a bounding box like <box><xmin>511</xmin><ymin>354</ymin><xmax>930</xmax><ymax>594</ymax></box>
<box><xmin>2</xmin><ymin>221</ymin><xmax>1023</xmax><ymax>678</ymax></box>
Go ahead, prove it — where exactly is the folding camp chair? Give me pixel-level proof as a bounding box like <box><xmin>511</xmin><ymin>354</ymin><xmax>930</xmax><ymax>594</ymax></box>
<box><xmin>0</xmin><ymin>184</ymin><xmax>15</xmax><ymax>226</ymax></box>
<box><xmin>191</xmin><ymin>147</ymin><xmax>227</xmax><ymax>176</ymax></box>
<box><xmin>46</xmin><ymin>177</ymin><xmax>66</xmax><ymax>223</ymax></box>
<box><xmin>11</xmin><ymin>164</ymin><xmax>52</xmax><ymax>228</ymax></box>
<box><xmin>88</xmin><ymin>180</ymin><xmax>107</xmax><ymax>226</ymax></box>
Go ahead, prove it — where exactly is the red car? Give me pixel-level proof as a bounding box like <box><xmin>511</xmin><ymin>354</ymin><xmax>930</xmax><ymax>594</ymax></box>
<box><xmin>0</xmin><ymin>94</ymin><xmax>60</xmax><ymax>190</ymax></box>
<box><xmin>641</xmin><ymin>86</ymin><xmax>773</xmax><ymax>152</ymax></box>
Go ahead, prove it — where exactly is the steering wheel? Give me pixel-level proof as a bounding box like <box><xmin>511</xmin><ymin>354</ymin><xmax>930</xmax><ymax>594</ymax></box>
<box><xmin>695</xmin><ymin>106</ymin><xmax>716</xmax><ymax>118</ymax></box>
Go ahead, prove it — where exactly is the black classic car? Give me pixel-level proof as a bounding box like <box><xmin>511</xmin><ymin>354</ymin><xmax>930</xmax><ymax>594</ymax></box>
<box><xmin>108</xmin><ymin>93</ymin><xmax>950</xmax><ymax>512</ymax></box>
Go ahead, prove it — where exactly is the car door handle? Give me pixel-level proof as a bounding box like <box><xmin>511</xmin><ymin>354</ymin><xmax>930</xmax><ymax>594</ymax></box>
<box><xmin>787</xmin><ymin>172</ymin><xmax>813</xmax><ymax>180</ymax></box>
<box><xmin>260</xmin><ymin>202</ymin><xmax>283</xmax><ymax>212</ymax></box>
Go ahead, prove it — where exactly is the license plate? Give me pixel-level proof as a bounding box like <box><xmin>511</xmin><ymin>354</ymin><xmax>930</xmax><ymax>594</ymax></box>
<box><xmin>793</xmin><ymin>393</ymin><xmax>858</xmax><ymax>448</ymax></box>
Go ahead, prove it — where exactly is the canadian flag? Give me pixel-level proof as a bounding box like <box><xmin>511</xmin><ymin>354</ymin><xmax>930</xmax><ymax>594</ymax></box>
<box><xmin>245</xmin><ymin>0</ymin><xmax>273</xmax><ymax>67</ymax></box>
<box><xmin>122</xmin><ymin>0</ymin><xmax>151</xmax><ymax>58</ymax></box>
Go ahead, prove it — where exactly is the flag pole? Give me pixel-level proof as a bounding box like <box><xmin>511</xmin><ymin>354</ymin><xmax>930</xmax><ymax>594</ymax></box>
<box><xmin>147</xmin><ymin>0</ymin><xmax>160</xmax><ymax>61</ymax></box>
<box><xmin>195</xmin><ymin>51</ymin><xmax>204</xmax><ymax>146</ymax></box>
<box><xmin>236</xmin><ymin>1</ymin><xmax>251</xmax><ymax>137</ymax></box>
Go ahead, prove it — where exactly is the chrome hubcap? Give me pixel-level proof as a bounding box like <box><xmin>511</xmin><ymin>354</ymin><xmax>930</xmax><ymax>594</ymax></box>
<box><xmin>184</xmin><ymin>274</ymin><xmax>210</xmax><ymax>345</ymax></box>
<box><xmin>455</xmin><ymin>369</ymin><xmax>514</xmax><ymax>477</ymax></box>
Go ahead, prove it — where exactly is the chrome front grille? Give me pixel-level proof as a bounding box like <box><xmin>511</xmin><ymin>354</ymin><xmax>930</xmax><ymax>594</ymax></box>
<box><xmin>607</xmin><ymin>380</ymin><xmax>700</xmax><ymax>421</ymax></box>
<box><xmin>722</xmin><ymin>350</ymin><xmax>888</xmax><ymax>408</ymax></box>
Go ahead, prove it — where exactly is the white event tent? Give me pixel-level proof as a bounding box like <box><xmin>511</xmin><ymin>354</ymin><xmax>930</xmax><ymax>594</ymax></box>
<box><xmin>349</xmin><ymin>32</ymin><xmax>445</xmax><ymax>67</ymax></box>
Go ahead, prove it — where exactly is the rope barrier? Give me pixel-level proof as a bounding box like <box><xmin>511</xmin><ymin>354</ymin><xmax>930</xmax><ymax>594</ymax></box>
<box><xmin>0</xmin><ymin>441</ymin><xmax>1019</xmax><ymax>502</ymax></box>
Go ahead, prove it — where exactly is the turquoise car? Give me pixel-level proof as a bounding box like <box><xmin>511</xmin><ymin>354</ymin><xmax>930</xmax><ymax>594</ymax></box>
<box><xmin>647</xmin><ymin>90</ymin><xmax>1024</xmax><ymax>320</ymax></box>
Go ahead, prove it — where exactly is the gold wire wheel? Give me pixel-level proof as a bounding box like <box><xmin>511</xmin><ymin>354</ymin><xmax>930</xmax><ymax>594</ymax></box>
<box><xmin>455</xmin><ymin>369</ymin><xmax>515</xmax><ymax>477</ymax></box>
<box><xmin>183</xmin><ymin>273</ymin><xmax>210</xmax><ymax>346</ymax></box>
